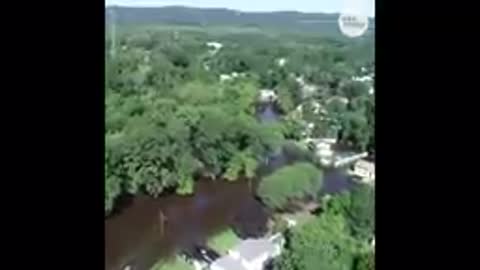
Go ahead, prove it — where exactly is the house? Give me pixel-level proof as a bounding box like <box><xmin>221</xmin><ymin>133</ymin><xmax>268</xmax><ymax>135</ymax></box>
<box><xmin>311</xmin><ymin>101</ymin><xmax>326</xmax><ymax>115</ymax></box>
<box><xmin>206</xmin><ymin>42</ymin><xmax>223</xmax><ymax>55</ymax></box>
<box><xmin>303</xmin><ymin>138</ymin><xmax>337</xmax><ymax>167</ymax></box>
<box><xmin>206</xmin><ymin>42</ymin><xmax>223</xmax><ymax>50</ymax></box>
<box><xmin>211</xmin><ymin>256</ymin><xmax>247</xmax><ymax>270</ymax></box>
<box><xmin>210</xmin><ymin>237</ymin><xmax>283</xmax><ymax>270</ymax></box>
<box><xmin>258</xmin><ymin>89</ymin><xmax>277</xmax><ymax>103</ymax></box>
<box><xmin>295</xmin><ymin>76</ymin><xmax>318</xmax><ymax>98</ymax></box>
<box><xmin>352</xmin><ymin>75</ymin><xmax>373</xmax><ymax>82</ymax></box>
<box><xmin>326</xmin><ymin>96</ymin><xmax>349</xmax><ymax>105</ymax></box>
<box><xmin>277</xmin><ymin>58</ymin><xmax>287</xmax><ymax>67</ymax></box>
<box><xmin>369</xmin><ymin>87</ymin><xmax>374</xmax><ymax>95</ymax></box>
<box><xmin>230</xmin><ymin>239</ymin><xmax>278</xmax><ymax>270</ymax></box>
<box><xmin>353</xmin><ymin>159</ymin><xmax>375</xmax><ymax>183</ymax></box>
<box><xmin>220</xmin><ymin>74</ymin><xmax>232</xmax><ymax>82</ymax></box>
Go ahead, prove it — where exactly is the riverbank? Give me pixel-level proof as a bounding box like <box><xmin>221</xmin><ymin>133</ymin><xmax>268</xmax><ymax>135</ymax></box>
<box><xmin>106</xmin><ymin>163</ymin><xmax>359</xmax><ymax>270</ymax></box>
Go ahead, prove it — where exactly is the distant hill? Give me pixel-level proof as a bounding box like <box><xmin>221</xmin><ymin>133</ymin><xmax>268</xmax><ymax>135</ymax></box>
<box><xmin>105</xmin><ymin>6</ymin><xmax>374</xmax><ymax>35</ymax></box>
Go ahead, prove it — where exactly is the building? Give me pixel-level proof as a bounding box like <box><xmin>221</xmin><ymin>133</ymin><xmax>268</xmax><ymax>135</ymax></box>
<box><xmin>258</xmin><ymin>89</ymin><xmax>277</xmax><ymax>103</ymax></box>
<box><xmin>295</xmin><ymin>76</ymin><xmax>318</xmax><ymax>98</ymax></box>
<box><xmin>211</xmin><ymin>256</ymin><xmax>247</xmax><ymax>270</ymax></box>
<box><xmin>326</xmin><ymin>96</ymin><xmax>349</xmax><ymax>105</ymax></box>
<box><xmin>352</xmin><ymin>74</ymin><xmax>373</xmax><ymax>82</ymax></box>
<box><xmin>206</xmin><ymin>42</ymin><xmax>223</xmax><ymax>50</ymax></box>
<box><xmin>353</xmin><ymin>159</ymin><xmax>375</xmax><ymax>183</ymax></box>
<box><xmin>277</xmin><ymin>58</ymin><xmax>287</xmax><ymax>67</ymax></box>
<box><xmin>206</xmin><ymin>42</ymin><xmax>223</xmax><ymax>56</ymax></box>
<box><xmin>210</xmin><ymin>237</ymin><xmax>283</xmax><ymax>270</ymax></box>
<box><xmin>219</xmin><ymin>74</ymin><xmax>232</xmax><ymax>82</ymax></box>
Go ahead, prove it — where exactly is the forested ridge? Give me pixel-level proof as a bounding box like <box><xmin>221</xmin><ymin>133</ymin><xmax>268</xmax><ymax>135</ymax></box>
<box><xmin>106</xmin><ymin>6</ymin><xmax>375</xmax><ymax>37</ymax></box>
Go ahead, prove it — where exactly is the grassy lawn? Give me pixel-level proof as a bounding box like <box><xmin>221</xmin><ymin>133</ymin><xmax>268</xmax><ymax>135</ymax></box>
<box><xmin>207</xmin><ymin>228</ymin><xmax>241</xmax><ymax>255</ymax></box>
<box><xmin>151</xmin><ymin>256</ymin><xmax>193</xmax><ymax>270</ymax></box>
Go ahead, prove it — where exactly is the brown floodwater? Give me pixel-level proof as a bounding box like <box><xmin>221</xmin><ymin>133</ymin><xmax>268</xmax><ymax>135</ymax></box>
<box><xmin>105</xmin><ymin>168</ymin><xmax>357</xmax><ymax>270</ymax></box>
<box><xmin>105</xmin><ymin>178</ymin><xmax>269</xmax><ymax>270</ymax></box>
<box><xmin>106</xmin><ymin>104</ymin><xmax>360</xmax><ymax>270</ymax></box>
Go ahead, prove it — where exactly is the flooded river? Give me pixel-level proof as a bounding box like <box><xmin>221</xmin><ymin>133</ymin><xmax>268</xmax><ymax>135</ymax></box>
<box><xmin>105</xmin><ymin>164</ymin><xmax>357</xmax><ymax>270</ymax></box>
<box><xmin>105</xmin><ymin>104</ymin><xmax>359</xmax><ymax>270</ymax></box>
<box><xmin>105</xmin><ymin>178</ymin><xmax>269</xmax><ymax>270</ymax></box>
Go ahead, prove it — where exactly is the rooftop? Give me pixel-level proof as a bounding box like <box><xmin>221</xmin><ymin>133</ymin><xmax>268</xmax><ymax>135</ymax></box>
<box><xmin>232</xmin><ymin>239</ymin><xmax>276</xmax><ymax>261</ymax></box>
<box><xmin>355</xmin><ymin>159</ymin><xmax>375</xmax><ymax>170</ymax></box>
<box><xmin>212</xmin><ymin>256</ymin><xmax>247</xmax><ymax>270</ymax></box>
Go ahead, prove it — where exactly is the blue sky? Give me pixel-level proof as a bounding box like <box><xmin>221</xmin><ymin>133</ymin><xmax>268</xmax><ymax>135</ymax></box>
<box><xmin>105</xmin><ymin>0</ymin><xmax>375</xmax><ymax>17</ymax></box>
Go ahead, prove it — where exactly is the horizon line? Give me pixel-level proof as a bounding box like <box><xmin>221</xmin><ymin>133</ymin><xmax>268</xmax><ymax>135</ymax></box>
<box><xmin>105</xmin><ymin>4</ymin><xmax>375</xmax><ymax>18</ymax></box>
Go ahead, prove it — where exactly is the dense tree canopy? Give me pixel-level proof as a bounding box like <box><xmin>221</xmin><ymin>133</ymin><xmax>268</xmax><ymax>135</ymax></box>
<box><xmin>353</xmin><ymin>251</ymin><xmax>375</xmax><ymax>270</ymax></box>
<box><xmin>105</xmin><ymin>26</ymin><xmax>374</xmax><ymax>215</ymax></box>
<box><xmin>257</xmin><ymin>162</ymin><xmax>323</xmax><ymax>210</ymax></box>
<box><xmin>276</xmin><ymin>184</ymin><xmax>375</xmax><ymax>270</ymax></box>
<box><xmin>325</xmin><ymin>184</ymin><xmax>375</xmax><ymax>240</ymax></box>
<box><xmin>105</xmin><ymin>37</ymin><xmax>286</xmax><ymax>214</ymax></box>
<box><xmin>275</xmin><ymin>212</ymin><xmax>357</xmax><ymax>270</ymax></box>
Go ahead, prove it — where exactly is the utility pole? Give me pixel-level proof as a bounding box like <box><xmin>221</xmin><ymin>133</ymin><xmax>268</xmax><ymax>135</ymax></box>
<box><xmin>158</xmin><ymin>210</ymin><xmax>168</xmax><ymax>237</ymax></box>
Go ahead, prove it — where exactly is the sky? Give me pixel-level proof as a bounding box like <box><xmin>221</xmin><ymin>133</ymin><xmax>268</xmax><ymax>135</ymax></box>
<box><xmin>105</xmin><ymin>0</ymin><xmax>375</xmax><ymax>17</ymax></box>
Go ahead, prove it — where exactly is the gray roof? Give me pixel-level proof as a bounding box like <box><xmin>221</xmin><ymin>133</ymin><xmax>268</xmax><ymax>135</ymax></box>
<box><xmin>212</xmin><ymin>256</ymin><xmax>247</xmax><ymax>270</ymax></box>
<box><xmin>234</xmin><ymin>239</ymin><xmax>276</xmax><ymax>261</ymax></box>
<box><xmin>356</xmin><ymin>160</ymin><xmax>375</xmax><ymax>170</ymax></box>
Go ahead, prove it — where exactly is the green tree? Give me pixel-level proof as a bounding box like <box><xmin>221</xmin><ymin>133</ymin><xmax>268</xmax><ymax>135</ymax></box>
<box><xmin>276</xmin><ymin>213</ymin><xmax>357</xmax><ymax>270</ymax></box>
<box><xmin>354</xmin><ymin>252</ymin><xmax>375</xmax><ymax>270</ymax></box>
<box><xmin>104</xmin><ymin>25</ymin><xmax>374</xmax><ymax>216</ymax></box>
<box><xmin>257</xmin><ymin>162</ymin><xmax>323</xmax><ymax>210</ymax></box>
<box><xmin>325</xmin><ymin>184</ymin><xmax>375</xmax><ymax>240</ymax></box>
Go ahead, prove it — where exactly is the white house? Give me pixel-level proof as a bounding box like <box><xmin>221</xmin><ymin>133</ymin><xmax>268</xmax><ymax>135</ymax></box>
<box><xmin>326</xmin><ymin>96</ymin><xmax>349</xmax><ymax>105</ymax></box>
<box><xmin>352</xmin><ymin>75</ymin><xmax>373</xmax><ymax>82</ymax></box>
<box><xmin>211</xmin><ymin>256</ymin><xmax>247</xmax><ymax>270</ymax></box>
<box><xmin>210</xmin><ymin>237</ymin><xmax>283</xmax><ymax>270</ymax></box>
<box><xmin>258</xmin><ymin>89</ymin><xmax>277</xmax><ymax>103</ymax></box>
<box><xmin>295</xmin><ymin>76</ymin><xmax>318</xmax><ymax>98</ymax></box>
<box><xmin>206</xmin><ymin>42</ymin><xmax>223</xmax><ymax>55</ymax></box>
<box><xmin>220</xmin><ymin>74</ymin><xmax>232</xmax><ymax>82</ymax></box>
<box><xmin>277</xmin><ymin>58</ymin><xmax>287</xmax><ymax>67</ymax></box>
<box><xmin>303</xmin><ymin>138</ymin><xmax>337</xmax><ymax>167</ymax></box>
<box><xmin>301</xmin><ymin>84</ymin><xmax>317</xmax><ymax>98</ymax></box>
<box><xmin>206</xmin><ymin>42</ymin><xmax>223</xmax><ymax>51</ymax></box>
<box><xmin>311</xmin><ymin>101</ymin><xmax>327</xmax><ymax>115</ymax></box>
<box><xmin>353</xmin><ymin>159</ymin><xmax>375</xmax><ymax>183</ymax></box>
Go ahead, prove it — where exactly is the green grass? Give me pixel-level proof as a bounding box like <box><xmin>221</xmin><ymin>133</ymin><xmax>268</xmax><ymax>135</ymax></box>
<box><xmin>207</xmin><ymin>229</ymin><xmax>241</xmax><ymax>255</ymax></box>
<box><xmin>151</xmin><ymin>256</ymin><xmax>193</xmax><ymax>270</ymax></box>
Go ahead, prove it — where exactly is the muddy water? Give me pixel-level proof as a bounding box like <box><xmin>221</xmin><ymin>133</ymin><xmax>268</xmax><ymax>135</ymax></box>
<box><xmin>105</xmin><ymin>104</ymin><xmax>358</xmax><ymax>270</ymax></box>
<box><xmin>105</xmin><ymin>178</ymin><xmax>268</xmax><ymax>270</ymax></box>
<box><xmin>105</xmin><ymin>168</ymin><xmax>357</xmax><ymax>270</ymax></box>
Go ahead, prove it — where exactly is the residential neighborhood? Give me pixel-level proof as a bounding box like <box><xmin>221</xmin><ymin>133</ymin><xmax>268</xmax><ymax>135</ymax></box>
<box><xmin>106</xmin><ymin>3</ymin><xmax>374</xmax><ymax>270</ymax></box>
